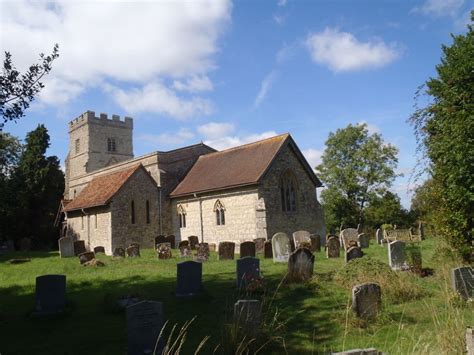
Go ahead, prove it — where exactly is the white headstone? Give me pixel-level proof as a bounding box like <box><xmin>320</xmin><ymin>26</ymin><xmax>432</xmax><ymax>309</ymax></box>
<box><xmin>271</xmin><ymin>233</ymin><xmax>291</xmax><ymax>263</ymax></box>
<box><xmin>388</xmin><ymin>240</ymin><xmax>406</xmax><ymax>271</ymax></box>
<box><xmin>59</xmin><ymin>237</ymin><xmax>74</xmax><ymax>258</ymax></box>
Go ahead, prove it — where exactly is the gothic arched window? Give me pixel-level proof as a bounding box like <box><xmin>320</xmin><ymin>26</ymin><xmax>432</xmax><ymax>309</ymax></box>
<box><xmin>214</xmin><ymin>200</ymin><xmax>225</xmax><ymax>226</ymax></box>
<box><xmin>177</xmin><ymin>204</ymin><xmax>186</xmax><ymax>228</ymax></box>
<box><xmin>280</xmin><ymin>170</ymin><xmax>297</xmax><ymax>212</ymax></box>
<box><xmin>107</xmin><ymin>137</ymin><xmax>116</xmax><ymax>152</ymax></box>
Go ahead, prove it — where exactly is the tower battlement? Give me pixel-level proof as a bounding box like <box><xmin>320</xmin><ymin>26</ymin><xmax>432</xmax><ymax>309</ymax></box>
<box><xmin>69</xmin><ymin>111</ymin><xmax>133</xmax><ymax>131</ymax></box>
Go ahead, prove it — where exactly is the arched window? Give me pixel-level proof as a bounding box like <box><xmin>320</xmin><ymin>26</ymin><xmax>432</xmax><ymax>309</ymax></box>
<box><xmin>214</xmin><ymin>200</ymin><xmax>225</xmax><ymax>226</ymax></box>
<box><xmin>177</xmin><ymin>204</ymin><xmax>186</xmax><ymax>228</ymax></box>
<box><xmin>280</xmin><ymin>170</ymin><xmax>297</xmax><ymax>212</ymax></box>
<box><xmin>107</xmin><ymin>137</ymin><xmax>116</xmax><ymax>152</ymax></box>
<box><xmin>75</xmin><ymin>139</ymin><xmax>80</xmax><ymax>154</ymax></box>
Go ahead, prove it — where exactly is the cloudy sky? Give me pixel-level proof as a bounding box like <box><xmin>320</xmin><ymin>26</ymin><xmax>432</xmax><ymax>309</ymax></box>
<box><xmin>1</xmin><ymin>0</ymin><xmax>472</xmax><ymax>207</ymax></box>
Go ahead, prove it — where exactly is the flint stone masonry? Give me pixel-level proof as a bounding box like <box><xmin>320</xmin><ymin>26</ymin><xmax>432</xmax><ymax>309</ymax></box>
<box><xmin>59</xmin><ymin>237</ymin><xmax>74</xmax><ymax>257</ymax></box>
<box><xmin>272</xmin><ymin>232</ymin><xmax>291</xmax><ymax>262</ymax></box>
<box><xmin>126</xmin><ymin>300</ymin><xmax>163</xmax><ymax>355</ymax></box>
<box><xmin>352</xmin><ymin>283</ymin><xmax>381</xmax><ymax>320</ymax></box>
<box><xmin>451</xmin><ymin>266</ymin><xmax>473</xmax><ymax>299</ymax></box>
<box><xmin>35</xmin><ymin>275</ymin><xmax>66</xmax><ymax>315</ymax></box>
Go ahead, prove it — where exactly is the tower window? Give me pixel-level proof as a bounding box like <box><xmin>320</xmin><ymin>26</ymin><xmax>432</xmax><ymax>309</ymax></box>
<box><xmin>214</xmin><ymin>200</ymin><xmax>225</xmax><ymax>226</ymax></box>
<box><xmin>131</xmin><ymin>200</ymin><xmax>135</xmax><ymax>224</ymax></box>
<box><xmin>107</xmin><ymin>138</ymin><xmax>116</xmax><ymax>152</ymax></box>
<box><xmin>177</xmin><ymin>204</ymin><xmax>186</xmax><ymax>228</ymax></box>
<box><xmin>75</xmin><ymin>139</ymin><xmax>80</xmax><ymax>154</ymax></box>
<box><xmin>280</xmin><ymin>170</ymin><xmax>297</xmax><ymax>212</ymax></box>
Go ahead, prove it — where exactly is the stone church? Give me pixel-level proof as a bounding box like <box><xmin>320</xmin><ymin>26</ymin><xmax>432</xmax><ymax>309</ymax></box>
<box><xmin>61</xmin><ymin>111</ymin><xmax>325</xmax><ymax>255</ymax></box>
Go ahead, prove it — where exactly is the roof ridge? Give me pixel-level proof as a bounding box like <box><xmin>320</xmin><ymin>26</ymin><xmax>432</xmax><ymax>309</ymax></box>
<box><xmin>157</xmin><ymin>142</ymin><xmax>215</xmax><ymax>154</ymax></box>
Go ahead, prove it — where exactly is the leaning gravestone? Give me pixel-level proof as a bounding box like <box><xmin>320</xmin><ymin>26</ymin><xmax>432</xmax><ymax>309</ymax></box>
<box><xmin>35</xmin><ymin>275</ymin><xmax>66</xmax><ymax>315</ymax></box>
<box><xmin>195</xmin><ymin>243</ymin><xmax>210</xmax><ymax>262</ymax></box>
<box><xmin>126</xmin><ymin>245</ymin><xmax>140</xmax><ymax>258</ymax></box>
<box><xmin>451</xmin><ymin>266</ymin><xmax>473</xmax><ymax>299</ymax></box>
<box><xmin>326</xmin><ymin>236</ymin><xmax>340</xmax><ymax>258</ymax></box>
<box><xmin>188</xmin><ymin>236</ymin><xmax>199</xmax><ymax>250</ymax></box>
<box><xmin>264</xmin><ymin>240</ymin><xmax>273</xmax><ymax>259</ymax></box>
<box><xmin>176</xmin><ymin>261</ymin><xmax>203</xmax><ymax>297</ymax></box>
<box><xmin>352</xmin><ymin>282</ymin><xmax>381</xmax><ymax>320</ymax></box>
<box><xmin>358</xmin><ymin>234</ymin><xmax>370</xmax><ymax>249</ymax></box>
<box><xmin>341</xmin><ymin>228</ymin><xmax>359</xmax><ymax>250</ymax></box>
<box><xmin>93</xmin><ymin>246</ymin><xmax>105</xmax><ymax>254</ymax></box>
<box><xmin>126</xmin><ymin>300</ymin><xmax>164</xmax><ymax>355</ymax></box>
<box><xmin>154</xmin><ymin>235</ymin><xmax>166</xmax><ymax>248</ymax></box>
<box><xmin>309</xmin><ymin>234</ymin><xmax>321</xmax><ymax>252</ymax></box>
<box><xmin>78</xmin><ymin>251</ymin><xmax>95</xmax><ymax>265</ymax></box>
<box><xmin>219</xmin><ymin>242</ymin><xmax>235</xmax><ymax>260</ymax></box>
<box><xmin>73</xmin><ymin>240</ymin><xmax>86</xmax><ymax>256</ymax></box>
<box><xmin>253</xmin><ymin>238</ymin><xmax>266</xmax><ymax>254</ymax></box>
<box><xmin>272</xmin><ymin>232</ymin><xmax>291</xmax><ymax>263</ymax></box>
<box><xmin>179</xmin><ymin>244</ymin><xmax>192</xmax><ymax>258</ymax></box>
<box><xmin>59</xmin><ymin>237</ymin><xmax>74</xmax><ymax>258</ymax></box>
<box><xmin>376</xmin><ymin>228</ymin><xmax>384</xmax><ymax>246</ymax></box>
<box><xmin>157</xmin><ymin>243</ymin><xmax>172</xmax><ymax>260</ymax></box>
<box><xmin>113</xmin><ymin>247</ymin><xmax>125</xmax><ymax>258</ymax></box>
<box><xmin>388</xmin><ymin>240</ymin><xmax>406</xmax><ymax>271</ymax></box>
<box><xmin>346</xmin><ymin>246</ymin><xmax>364</xmax><ymax>263</ymax></box>
<box><xmin>164</xmin><ymin>235</ymin><xmax>176</xmax><ymax>249</ymax></box>
<box><xmin>288</xmin><ymin>248</ymin><xmax>315</xmax><ymax>282</ymax></box>
<box><xmin>240</xmin><ymin>241</ymin><xmax>256</xmax><ymax>258</ymax></box>
<box><xmin>293</xmin><ymin>230</ymin><xmax>311</xmax><ymax>249</ymax></box>
<box><xmin>234</xmin><ymin>300</ymin><xmax>261</xmax><ymax>336</ymax></box>
<box><xmin>236</xmin><ymin>257</ymin><xmax>260</xmax><ymax>289</ymax></box>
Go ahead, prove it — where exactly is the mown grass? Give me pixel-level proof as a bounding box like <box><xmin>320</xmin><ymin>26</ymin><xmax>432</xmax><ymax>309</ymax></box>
<box><xmin>0</xmin><ymin>237</ymin><xmax>472</xmax><ymax>354</ymax></box>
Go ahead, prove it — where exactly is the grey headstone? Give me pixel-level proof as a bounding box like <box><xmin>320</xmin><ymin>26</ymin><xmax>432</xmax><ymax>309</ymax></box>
<box><xmin>309</xmin><ymin>234</ymin><xmax>321</xmax><ymax>252</ymax></box>
<box><xmin>35</xmin><ymin>275</ymin><xmax>66</xmax><ymax>315</ymax></box>
<box><xmin>358</xmin><ymin>234</ymin><xmax>370</xmax><ymax>249</ymax></box>
<box><xmin>126</xmin><ymin>245</ymin><xmax>140</xmax><ymax>258</ymax></box>
<box><xmin>73</xmin><ymin>240</ymin><xmax>86</xmax><ymax>256</ymax></box>
<box><xmin>272</xmin><ymin>232</ymin><xmax>291</xmax><ymax>263</ymax></box>
<box><xmin>188</xmin><ymin>235</ymin><xmax>199</xmax><ymax>250</ymax></box>
<box><xmin>218</xmin><ymin>242</ymin><xmax>235</xmax><ymax>260</ymax></box>
<box><xmin>234</xmin><ymin>300</ymin><xmax>261</xmax><ymax>336</ymax></box>
<box><xmin>126</xmin><ymin>300</ymin><xmax>164</xmax><ymax>355</ymax></box>
<box><xmin>253</xmin><ymin>238</ymin><xmax>266</xmax><ymax>254</ymax></box>
<box><xmin>346</xmin><ymin>246</ymin><xmax>364</xmax><ymax>263</ymax></box>
<box><xmin>164</xmin><ymin>235</ymin><xmax>176</xmax><ymax>249</ymax></box>
<box><xmin>388</xmin><ymin>240</ymin><xmax>406</xmax><ymax>270</ymax></box>
<box><xmin>157</xmin><ymin>243</ymin><xmax>172</xmax><ymax>259</ymax></box>
<box><xmin>59</xmin><ymin>237</ymin><xmax>74</xmax><ymax>258</ymax></box>
<box><xmin>288</xmin><ymin>248</ymin><xmax>315</xmax><ymax>282</ymax></box>
<box><xmin>375</xmin><ymin>229</ymin><xmax>383</xmax><ymax>245</ymax></box>
<box><xmin>178</xmin><ymin>240</ymin><xmax>189</xmax><ymax>249</ymax></box>
<box><xmin>236</xmin><ymin>257</ymin><xmax>260</xmax><ymax>289</ymax></box>
<box><xmin>341</xmin><ymin>228</ymin><xmax>359</xmax><ymax>250</ymax></box>
<box><xmin>451</xmin><ymin>266</ymin><xmax>473</xmax><ymax>299</ymax></box>
<box><xmin>113</xmin><ymin>247</ymin><xmax>125</xmax><ymax>258</ymax></box>
<box><xmin>240</xmin><ymin>241</ymin><xmax>256</xmax><ymax>258</ymax></box>
<box><xmin>352</xmin><ymin>282</ymin><xmax>381</xmax><ymax>320</ymax></box>
<box><xmin>176</xmin><ymin>261</ymin><xmax>203</xmax><ymax>297</ymax></box>
<box><xmin>292</xmin><ymin>230</ymin><xmax>311</xmax><ymax>249</ymax></box>
<box><xmin>326</xmin><ymin>236</ymin><xmax>340</xmax><ymax>258</ymax></box>
<box><xmin>195</xmin><ymin>243</ymin><xmax>210</xmax><ymax>262</ymax></box>
<box><xmin>179</xmin><ymin>244</ymin><xmax>192</xmax><ymax>258</ymax></box>
<box><xmin>93</xmin><ymin>246</ymin><xmax>105</xmax><ymax>254</ymax></box>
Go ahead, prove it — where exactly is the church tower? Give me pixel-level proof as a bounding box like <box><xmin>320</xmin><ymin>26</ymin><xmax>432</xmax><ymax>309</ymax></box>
<box><xmin>65</xmin><ymin>111</ymin><xmax>134</xmax><ymax>198</ymax></box>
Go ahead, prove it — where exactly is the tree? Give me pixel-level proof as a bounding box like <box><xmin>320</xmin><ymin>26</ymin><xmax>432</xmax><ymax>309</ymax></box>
<box><xmin>0</xmin><ymin>44</ymin><xmax>59</xmax><ymax>130</ymax></box>
<box><xmin>410</xmin><ymin>13</ymin><xmax>473</xmax><ymax>261</ymax></box>
<box><xmin>365</xmin><ymin>191</ymin><xmax>413</xmax><ymax>228</ymax></box>
<box><xmin>316</xmin><ymin>123</ymin><xmax>398</xmax><ymax>231</ymax></box>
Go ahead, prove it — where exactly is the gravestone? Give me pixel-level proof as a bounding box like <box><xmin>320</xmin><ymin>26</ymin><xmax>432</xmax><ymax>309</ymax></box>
<box><xmin>466</xmin><ymin>327</ymin><xmax>474</xmax><ymax>355</ymax></box>
<box><xmin>188</xmin><ymin>235</ymin><xmax>199</xmax><ymax>250</ymax></box>
<box><xmin>272</xmin><ymin>232</ymin><xmax>291</xmax><ymax>263</ymax></box>
<box><xmin>19</xmin><ymin>237</ymin><xmax>31</xmax><ymax>251</ymax></box>
<box><xmin>218</xmin><ymin>242</ymin><xmax>235</xmax><ymax>260</ymax></box>
<box><xmin>164</xmin><ymin>235</ymin><xmax>176</xmax><ymax>249</ymax></box>
<box><xmin>358</xmin><ymin>234</ymin><xmax>370</xmax><ymax>249</ymax></box>
<box><xmin>94</xmin><ymin>246</ymin><xmax>105</xmax><ymax>254</ymax></box>
<box><xmin>326</xmin><ymin>236</ymin><xmax>340</xmax><ymax>258</ymax></box>
<box><xmin>451</xmin><ymin>266</ymin><xmax>473</xmax><ymax>299</ymax></box>
<box><xmin>293</xmin><ymin>230</ymin><xmax>311</xmax><ymax>249</ymax></box>
<box><xmin>176</xmin><ymin>261</ymin><xmax>203</xmax><ymax>297</ymax></box>
<box><xmin>208</xmin><ymin>243</ymin><xmax>216</xmax><ymax>252</ymax></box>
<box><xmin>309</xmin><ymin>234</ymin><xmax>321</xmax><ymax>252</ymax></box>
<box><xmin>236</xmin><ymin>257</ymin><xmax>260</xmax><ymax>289</ymax></box>
<box><xmin>253</xmin><ymin>238</ymin><xmax>266</xmax><ymax>254</ymax></box>
<box><xmin>157</xmin><ymin>243</ymin><xmax>172</xmax><ymax>260</ymax></box>
<box><xmin>129</xmin><ymin>243</ymin><xmax>139</xmax><ymax>248</ymax></box>
<box><xmin>288</xmin><ymin>248</ymin><xmax>315</xmax><ymax>282</ymax></box>
<box><xmin>240</xmin><ymin>241</ymin><xmax>256</xmax><ymax>258</ymax></box>
<box><xmin>35</xmin><ymin>275</ymin><xmax>66</xmax><ymax>315</ymax></box>
<box><xmin>195</xmin><ymin>243</ymin><xmax>210</xmax><ymax>262</ymax></box>
<box><xmin>126</xmin><ymin>245</ymin><xmax>140</xmax><ymax>258</ymax></box>
<box><xmin>264</xmin><ymin>240</ymin><xmax>273</xmax><ymax>259</ymax></box>
<box><xmin>345</xmin><ymin>246</ymin><xmax>364</xmax><ymax>263</ymax></box>
<box><xmin>375</xmin><ymin>229</ymin><xmax>383</xmax><ymax>245</ymax></box>
<box><xmin>59</xmin><ymin>237</ymin><xmax>74</xmax><ymax>258</ymax></box>
<box><xmin>234</xmin><ymin>300</ymin><xmax>261</xmax><ymax>336</ymax></box>
<box><xmin>178</xmin><ymin>240</ymin><xmax>189</xmax><ymax>249</ymax></box>
<box><xmin>179</xmin><ymin>244</ymin><xmax>192</xmax><ymax>258</ymax></box>
<box><xmin>126</xmin><ymin>300</ymin><xmax>164</xmax><ymax>355</ymax></box>
<box><xmin>73</xmin><ymin>240</ymin><xmax>86</xmax><ymax>256</ymax></box>
<box><xmin>352</xmin><ymin>282</ymin><xmax>381</xmax><ymax>320</ymax></box>
<box><xmin>113</xmin><ymin>247</ymin><xmax>125</xmax><ymax>258</ymax></box>
<box><xmin>341</xmin><ymin>228</ymin><xmax>359</xmax><ymax>250</ymax></box>
<box><xmin>388</xmin><ymin>240</ymin><xmax>406</xmax><ymax>270</ymax></box>
<box><xmin>78</xmin><ymin>251</ymin><xmax>95</xmax><ymax>265</ymax></box>
<box><xmin>154</xmin><ymin>235</ymin><xmax>166</xmax><ymax>248</ymax></box>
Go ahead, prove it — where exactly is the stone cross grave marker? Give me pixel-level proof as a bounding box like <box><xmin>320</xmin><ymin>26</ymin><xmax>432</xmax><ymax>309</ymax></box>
<box><xmin>341</xmin><ymin>228</ymin><xmax>359</xmax><ymax>250</ymax></box>
<box><xmin>253</xmin><ymin>238</ymin><xmax>266</xmax><ymax>254</ymax></box>
<box><xmin>59</xmin><ymin>237</ymin><xmax>74</xmax><ymax>258</ymax></box>
<box><xmin>127</xmin><ymin>245</ymin><xmax>140</xmax><ymax>258</ymax></box>
<box><xmin>157</xmin><ymin>243</ymin><xmax>172</xmax><ymax>260</ymax></box>
<box><xmin>113</xmin><ymin>247</ymin><xmax>125</xmax><ymax>258</ymax></box>
<box><xmin>388</xmin><ymin>240</ymin><xmax>406</xmax><ymax>270</ymax></box>
<box><xmin>352</xmin><ymin>282</ymin><xmax>381</xmax><ymax>320</ymax></box>
<box><xmin>93</xmin><ymin>246</ymin><xmax>105</xmax><ymax>254</ymax></box>
<box><xmin>240</xmin><ymin>241</ymin><xmax>256</xmax><ymax>258</ymax></box>
<box><xmin>154</xmin><ymin>235</ymin><xmax>166</xmax><ymax>249</ymax></box>
<box><xmin>272</xmin><ymin>232</ymin><xmax>291</xmax><ymax>263</ymax></box>
<box><xmin>288</xmin><ymin>248</ymin><xmax>315</xmax><ymax>282</ymax></box>
<box><xmin>293</xmin><ymin>230</ymin><xmax>311</xmax><ymax>249</ymax></box>
<box><xmin>451</xmin><ymin>266</ymin><xmax>473</xmax><ymax>299</ymax></box>
<box><xmin>195</xmin><ymin>243</ymin><xmax>210</xmax><ymax>262</ymax></box>
<box><xmin>326</xmin><ymin>236</ymin><xmax>340</xmax><ymax>258</ymax></box>
<box><xmin>376</xmin><ymin>228</ymin><xmax>383</xmax><ymax>245</ymax></box>
<box><xmin>78</xmin><ymin>251</ymin><xmax>95</xmax><ymax>265</ymax></box>
<box><xmin>234</xmin><ymin>300</ymin><xmax>261</xmax><ymax>336</ymax></box>
<box><xmin>309</xmin><ymin>234</ymin><xmax>321</xmax><ymax>252</ymax></box>
<box><xmin>236</xmin><ymin>256</ymin><xmax>260</xmax><ymax>289</ymax></box>
<box><xmin>358</xmin><ymin>234</ymin><xmax>370</xmax><ymax>249</ymax></box>
<box><xmin>188</xmin><ymin>235</ymin><xmax>199</xmax><ymax>250</ymax></box>
<box><xmin>219</xmin><ymin>242</ymin><xmax>235</xmax><ymax>260</ymax></box>
<box><xmin>126</xmin><ymin>300</ymin><xmax>163</xmax><ymax>355</ymax></box>
<box><xmin>164</xmin><ymin>235</ymin><xmax>175</xmax><ymax>249</ymax></box>
<box><xmin>346</xmin><ymin>246</ymin><xmax>364</xmax><ymax>263</ymax></box>
<box><xmin>176</xmin><ymin>261</ymin><xmax>203</xmax><ymax>297</ymax></box>
<box><xmin>35</xmin><ymin>274</ymin><xmax>66</xmax><ymax>315</ymax></box>
<box><xmin>73</xmin><ymin>240</ymin><xmax>86</xmax><ymax>256</ymax></box>
<box><xmin>264</xmin><ymin>240</ymin><xmax>273</xmax><ymax>259</ymax></box>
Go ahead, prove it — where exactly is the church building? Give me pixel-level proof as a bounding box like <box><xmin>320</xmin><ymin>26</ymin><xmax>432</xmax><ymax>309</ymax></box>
<box><xmin>61</xmin><ymin>111</ymin><xmax>325</xmax><ymax>255</ymax></box>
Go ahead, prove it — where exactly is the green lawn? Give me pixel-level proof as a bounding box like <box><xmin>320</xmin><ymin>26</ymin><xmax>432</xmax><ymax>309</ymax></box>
<box><xmin>0</xmin><ymin>238</ymin><xmax>472</xmax><ymax>354</ymax></box>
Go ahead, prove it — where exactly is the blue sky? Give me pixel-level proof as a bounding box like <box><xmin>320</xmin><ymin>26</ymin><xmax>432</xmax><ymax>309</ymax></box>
<box><xmin>1</xmin><ymin>0</ymin><xmax>472</xmax><ymax>207</ymax></box>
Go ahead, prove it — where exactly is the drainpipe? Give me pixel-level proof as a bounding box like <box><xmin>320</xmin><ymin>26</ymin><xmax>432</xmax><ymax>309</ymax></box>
<box><xmin>81</xmin><ymin>208</ymin><xmax>89</xmax><ymax>248</ymax></box>
<box><xmin>195</xmin><ymin>193</ymin><xmax>204</xmax><ymax>243</ymax></box>
<box><xmin>159</xmin><ymin>188</ymin><xmax>163</xmax><ymax>235</ymax></box>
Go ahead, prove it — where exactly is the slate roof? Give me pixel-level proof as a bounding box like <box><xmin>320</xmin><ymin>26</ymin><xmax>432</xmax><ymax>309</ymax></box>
<box><xmin>64</xmin><ymin>164</ymin><xmax>147</xmax><ymax>212</ymax></box>
<box><xmin>170</xmin><ymin>133</ymin><xmax>322</xmax><ymax>198</ymax></box>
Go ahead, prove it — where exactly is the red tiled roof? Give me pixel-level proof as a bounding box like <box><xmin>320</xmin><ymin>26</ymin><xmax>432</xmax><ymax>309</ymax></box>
<box><xmin>64</xmin><ymin>164</ymin><xmax>143</xmax><ymax>212</ymax></box>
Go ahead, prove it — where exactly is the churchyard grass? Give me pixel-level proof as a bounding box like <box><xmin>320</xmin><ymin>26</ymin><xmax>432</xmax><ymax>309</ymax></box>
<box><xmin>0</xmin><ymin>237</ymin><xmax>472</xmax><ymax>354</ymax></box>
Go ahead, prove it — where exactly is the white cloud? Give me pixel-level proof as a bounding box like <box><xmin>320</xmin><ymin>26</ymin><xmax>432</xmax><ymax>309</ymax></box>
<box><xmin>306</xmin><ymin>28</ymin><xmax>400</xmax><ymax>72</ymax></box>
<box><xmin>173</xmin><ymin>76</ymin><xmax>214</xmax><ymax>93</ymax></box>
<box><xmin>1</xmin><ymin>0</ymin><xmax>231</xmax><ymax>116</ymax></box>
<box><xmin>357</xmin><ymin>120</ymin><xmax>381</xmax><ymax>135</ymax></box>
<box><xmin>302</xmin><ymin>148</ymin><xmax>323</xmax><ymax>170</ymax></box>
<box><xmin>197</xmin><ymin>122</ymin><xmax>235</xmax><ymax>139</ymax></box>
<box><xmin>412</xmin><ymin>0</ymin><xmax>464</xmax><ymax>17</ymax></box>
<box><xmin>254</xmin><ymin>71</ymin><xmax>277</xmax><ymax>108</ymax></box>
<box><xmin>277</xmin><ymin>0</ymin><xmax>287</xmax><ymax>6</ymax></box>
<box><xmin>140</xmin><ymin>128</ymin><xmax>195</xmax><ymax>147</ymax></box>
<box><xmin>105</xmin><ymin>82</ymin><xmax>213</xmax><ymax>119</ymax></box>
<box><xmin>273</xmin><ymin>14</ymin><xmax>286</xmax><ymax>25</ymax></box>
<box><xmin>203</xmin><ymin>131</ymin><xmax>279</xmax><ymax>151</ymax></box>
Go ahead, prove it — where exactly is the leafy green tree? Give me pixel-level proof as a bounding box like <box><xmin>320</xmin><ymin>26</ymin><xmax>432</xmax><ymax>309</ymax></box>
<box><xmin>316</xmin><ymin>123</ymin><xmax>398</xmax><ymax>231</ymax></box>
<box><xmin>365</xmin><ymin>191</ymin><xmax>413</xmax><ymax>228</ymax></box>
<box><xmin>0</xmin><ymin>44</ymin><xmax>59</xmax><ymax>130</ymax></box>
<box><xmin>410</xmin><ymin>14</ymin><xmax>473</xmax><ymax>261</ymax></box>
